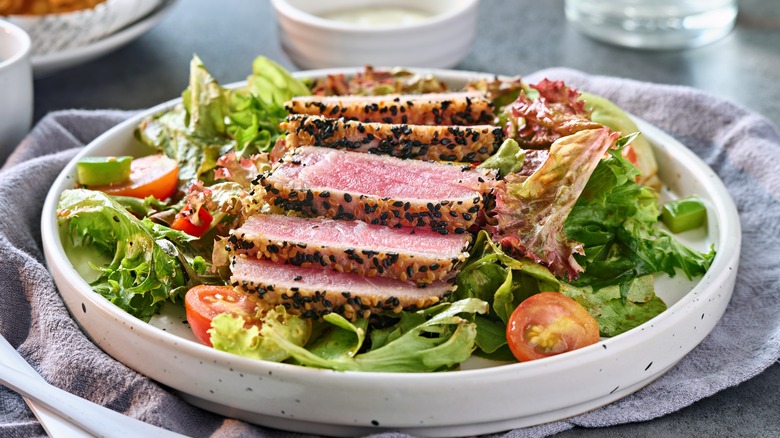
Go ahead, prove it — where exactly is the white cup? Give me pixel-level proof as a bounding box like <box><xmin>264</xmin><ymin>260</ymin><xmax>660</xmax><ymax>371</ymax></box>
<box><xmin>0</xmin><ymin>19</ymin><xmax>33</xmax><ymax>165</ymax></box>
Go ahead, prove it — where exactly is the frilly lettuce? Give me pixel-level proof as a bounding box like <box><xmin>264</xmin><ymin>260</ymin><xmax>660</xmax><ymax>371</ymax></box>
<box><xmin>57</xmin><ymin>189</ymin><xmax>217</xmax><ymax>321</ymax></box>
<box><xmin>565</xmin><ymin>145</ymin><xmax>715</xmax><ymax>288</ymax></box>
<box><xmin>509</xmin><ymin>78</ymin><xmax>602</xmax><ymax>148</ymax></box>
<box><xmin>491</xmin><ymin>127</ymin><xmax>618</xmax><ymax>280</ymax></box>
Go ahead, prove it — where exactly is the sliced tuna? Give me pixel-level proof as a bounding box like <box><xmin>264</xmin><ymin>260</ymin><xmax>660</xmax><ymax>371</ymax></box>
<box><xmin>230</xmin><ymin>255</ymin><xmax>455</xmax><ymax>320</ymax></box>
<box><xmin>228</xmin><ymin>214</ymin><xmax>471</xmax><ymax>284</ymax></box>
<box><xmin>283</xmin><ymin>115</ymin><xmax>505</xmax><ymax>162</ymax></box>
<box><xmin>285</xmin><ymin>91</ymin><xmax>494</xmax><ymax>126</ymax></box>
<box><xmin>255</xmin><ymin>146</ymin><xmax>495</xmax><ymax>234</ymax></box>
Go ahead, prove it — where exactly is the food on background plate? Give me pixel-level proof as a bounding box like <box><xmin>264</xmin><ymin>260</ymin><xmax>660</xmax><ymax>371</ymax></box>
<box><xmin>0</xmin><ymin>0</ymin><xmax>104</xmax><ymax>15</ymax></box>
<box><xmin>56</xmin><ymin>56</ymin><xmax>715</xmax><ymax>371</ymax></box>
<box><xmin>4</xmin><ymin>0</ymin><xmax>163</xmax><ymax>56</ymax></box>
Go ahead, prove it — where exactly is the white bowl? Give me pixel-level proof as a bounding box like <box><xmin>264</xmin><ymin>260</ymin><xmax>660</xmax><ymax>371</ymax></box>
<box><xmin>270</xmin><ymin>0</ymin><xmax>479</xmax><ymax>69</ymax></box>
<box><xmin>0</xmin><ymin>19</ymin><xmax>32</xmax><ymax>163</ymax></box>
<box><xmin>41</xmin><ymin>68</ymin><xmax>741</xmax><ymax>437</ymax></box>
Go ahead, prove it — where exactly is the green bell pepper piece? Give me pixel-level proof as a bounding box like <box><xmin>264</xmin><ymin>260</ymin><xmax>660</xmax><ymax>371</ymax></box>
<box><xmin>77</xmin><ymin>156</ymin><xmax>133</xmax><ymax>186</ymax></box>
<box><xmin>661</xmin><ymin>197</ymin><xmax>707</xmax><ymax>233</ymax></box>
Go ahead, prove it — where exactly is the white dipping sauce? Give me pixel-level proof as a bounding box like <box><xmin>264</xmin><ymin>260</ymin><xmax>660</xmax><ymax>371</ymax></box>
<box><xmin>318</xmin><ymin>6</ymin><xmax>431</xmax><ymax>26</ymax></box>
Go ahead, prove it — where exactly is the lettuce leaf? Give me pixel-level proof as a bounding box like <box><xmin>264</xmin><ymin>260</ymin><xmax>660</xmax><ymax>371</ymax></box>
<box><xmin>136</xmin><ymin>55</ymin><xmax>308</xmax><ymax>186</ymax></box>
<box><xmin>136</xmin><ymin>106</ymin><xmax>230</xmax><ymax>185</ymax></box>
<box><xmin>565</xmin><ymin>146</ymin><xmax>715</xmax><ymax>288</ymax></box>
<box><xmin>454</xmin><ymin>231</ymin><xmax>668</xmax><ymax>346</ymax></box>
<box><xmin>209</xmin><ymin>306</ymin><xmax>311</xmax><ymax>362</ymax></box>
<box><xmin>237</xmin><ymin>299</ymin><xmax>488</xmax><ymax>372</ymax></box>
<box><xmin>561</xmin><ymin>276</ymin><xmax>666</xmax><ymax>337</ymax></box>
<box><xmin>57</xmin><ymin>189</ymin><xmax>216</xmax><ymax>321</ymax></box>
<box><xmin>509</xmin><ymin>79</ymin><xmax>602</xmax><ymax>148</ymax></box>
<box><xmin>491</xmin><ymin>127</ymin><xmax>618</xmax><ymax>280</ymax></box>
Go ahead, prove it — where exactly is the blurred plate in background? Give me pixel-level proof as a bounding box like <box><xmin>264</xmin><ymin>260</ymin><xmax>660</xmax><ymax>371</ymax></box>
<box><xmin>30</xmin><ymin>0</ymin><xmax>175</xmax><ymax>77</ymax></box>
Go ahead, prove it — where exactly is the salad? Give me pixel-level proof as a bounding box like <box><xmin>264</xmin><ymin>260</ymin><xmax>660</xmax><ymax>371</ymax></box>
<box><xmin>57</xmin><ymin>56</ymin><xmax>715</xmax><ymax>372</ymax></box>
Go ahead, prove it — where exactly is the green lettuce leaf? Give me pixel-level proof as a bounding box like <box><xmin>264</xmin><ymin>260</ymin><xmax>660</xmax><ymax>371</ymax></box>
<box><xmin>561</xmin><ymin>276</ymin><xmax>666</xmax><ymax>337</ymax></box>
<box><xmin>246</xmin><ymin>299</ymin><xmax>488</xmax><ymax>372</ymax></box>
<box><xmin>182</xmin><ymin>55</ymin><xmax>229</xmax><ymax>139</ymax></box>
<box><xmin>136</xmin><ymin>92</ymin><xmax>232</xmax><ymax>185</ymax></box>
<box><xmin>565</xmin><ymin>146</ymin><xmax>715</xmax><ymax>288</ymax></box>
<box><xmin>454</xmin><ymin>231</ymin><xmax>668</xmax><ymax>342</ymax></box>
<box><xmin>210</xmin><ymin>306</ymin><xmax>311</xmax><ymax>362</ymax></box>
<box><xmin>57</xmin><ymin>189</ymin><xmax>216</xmax><ymax>321</ymax></box>
<box><xmin>136</xmin><ymin>55</ymin><xmax>309</xmax><ymax>185</ymax></box>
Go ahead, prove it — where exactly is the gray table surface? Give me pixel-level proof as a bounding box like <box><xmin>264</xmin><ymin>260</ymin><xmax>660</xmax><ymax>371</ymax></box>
<box><xmin>30</xmin><ymin>0</ymin><xmax>780</xmax><ymax>436</ymax></box>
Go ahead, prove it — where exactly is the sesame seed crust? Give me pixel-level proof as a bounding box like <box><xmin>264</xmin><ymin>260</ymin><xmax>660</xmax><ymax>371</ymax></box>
<box><xmin>283</xmin><ymin>115</ymin><xmax>504</xmax><ymax>163</ymax></box>
<box><xmin>231</xmin><ymin>255</ymin><xmax>455</xmax><ymax>321</ymax></box>
<box><xmin>258</xmin><ymin>177</ymin><xmax>488</xmax><ymax>235</ymax></box>
<box><xmin>285</xmin><ymin>92</ymin><xmax>494</xmax><ymax>126</ymax></box>
<box><xmin>227</xmin><ymin>216</ymin><xmax>470</xmax><ymax>285</ymax></box>
<box><xmin>255</xmin><ymin>147</ymin><xmax>495</xmax><ymax>235</ymax></box>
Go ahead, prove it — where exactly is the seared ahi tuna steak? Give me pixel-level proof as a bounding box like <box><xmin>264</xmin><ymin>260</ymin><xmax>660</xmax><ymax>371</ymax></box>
<box><xmin>283</xmin><ymin>115</ymin><xmax>505</xmax><ymax>162</ymax></box>
<box><xmin>285</xmin><ymin>91</ymin><xmax>494</xmax><ymax>126</ymax></box>
<box><xmin>229</xmin><ymin>214</ymin><xmax>471</xmax><ymax>284</ymax></box>
<box><xmin>255</xmin><ymin>146</ymin><xmax>496</xmax><ymax>234</ymax></box>
<box><xmin>231</xmin><ymin>255</ymin><xmax>455</xmax><ymax>320</ymax></box>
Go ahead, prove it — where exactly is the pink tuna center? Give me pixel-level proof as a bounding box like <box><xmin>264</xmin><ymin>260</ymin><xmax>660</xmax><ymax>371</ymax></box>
<box><xmin>243</xmin><ymin>215</ymin><xmax>467</xmax><ymax>257</ymax></box>
<box><xmin>278</xmin><ymin>148</ymin><xmax>484</xmax><ymax>200</ymax></box>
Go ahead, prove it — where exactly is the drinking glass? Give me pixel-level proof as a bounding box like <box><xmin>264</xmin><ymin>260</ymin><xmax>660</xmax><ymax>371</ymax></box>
<box><xmin>565</xmin><ymin>0</ymin><xmax>738</xmax><ymax>49</ymax></box>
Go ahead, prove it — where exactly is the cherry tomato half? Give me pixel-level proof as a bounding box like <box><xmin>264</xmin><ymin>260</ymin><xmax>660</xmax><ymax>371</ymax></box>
<box><xmin>185</xmin><ymin>285</ymin><xmax>263</xmax><ymax>347</ymax></box>
<box><xmin>91</xmin><ymin>154</ymin><xmax>179</xmax><ymax>200</ymax></box>
<box><xmin>171</xmin><ymin>205</ymin><xmax>213</xmax><ymax>237</ymax></box>
<box><xmin>506</xmin><ymin>292</ymin><xmax>600</xmax><ymax>362</ymax></box>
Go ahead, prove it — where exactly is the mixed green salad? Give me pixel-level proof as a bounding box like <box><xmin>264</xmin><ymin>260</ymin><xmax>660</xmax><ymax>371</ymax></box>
<box><xmin>57</xmin><ymin>56</ymin><xmax>715</xmax><ymax>371</ymax></box>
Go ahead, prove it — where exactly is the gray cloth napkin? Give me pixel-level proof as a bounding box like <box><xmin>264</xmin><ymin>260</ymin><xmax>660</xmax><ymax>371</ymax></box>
<box><xmin>1</xmin><ymin>69</ymin><xmax>779</xmax><ymax>438</ymax></box>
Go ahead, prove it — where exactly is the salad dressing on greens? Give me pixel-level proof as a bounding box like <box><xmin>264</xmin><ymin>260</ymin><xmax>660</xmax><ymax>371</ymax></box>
<box><xmin>56</xmin><ymin>56</ymin><xmax>715</xmax><ymax>372</ymax></box>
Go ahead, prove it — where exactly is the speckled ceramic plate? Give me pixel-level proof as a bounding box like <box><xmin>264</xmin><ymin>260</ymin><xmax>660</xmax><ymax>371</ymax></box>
<box><xmin>41</xmin><ymin>69</ymin><xmax>740</xmax><ymax>437</ymax></box>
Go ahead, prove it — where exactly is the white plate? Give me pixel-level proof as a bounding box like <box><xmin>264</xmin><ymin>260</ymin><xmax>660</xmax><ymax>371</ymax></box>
<box><xmin>31</xmin><ymin>0</ymin><xmax>176</xmax><ymax>78</ymax></box>
<box><xmin>41</xmin><ymin>69</ymin><xmax>741</xmax><ymax>437</ymax></box>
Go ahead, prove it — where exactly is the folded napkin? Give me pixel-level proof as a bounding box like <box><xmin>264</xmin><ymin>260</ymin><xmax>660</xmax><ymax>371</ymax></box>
<box><xmin>1</xmin><ymin>69</ymin><xmax>779</xmax><ymax>437</ymax></box>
